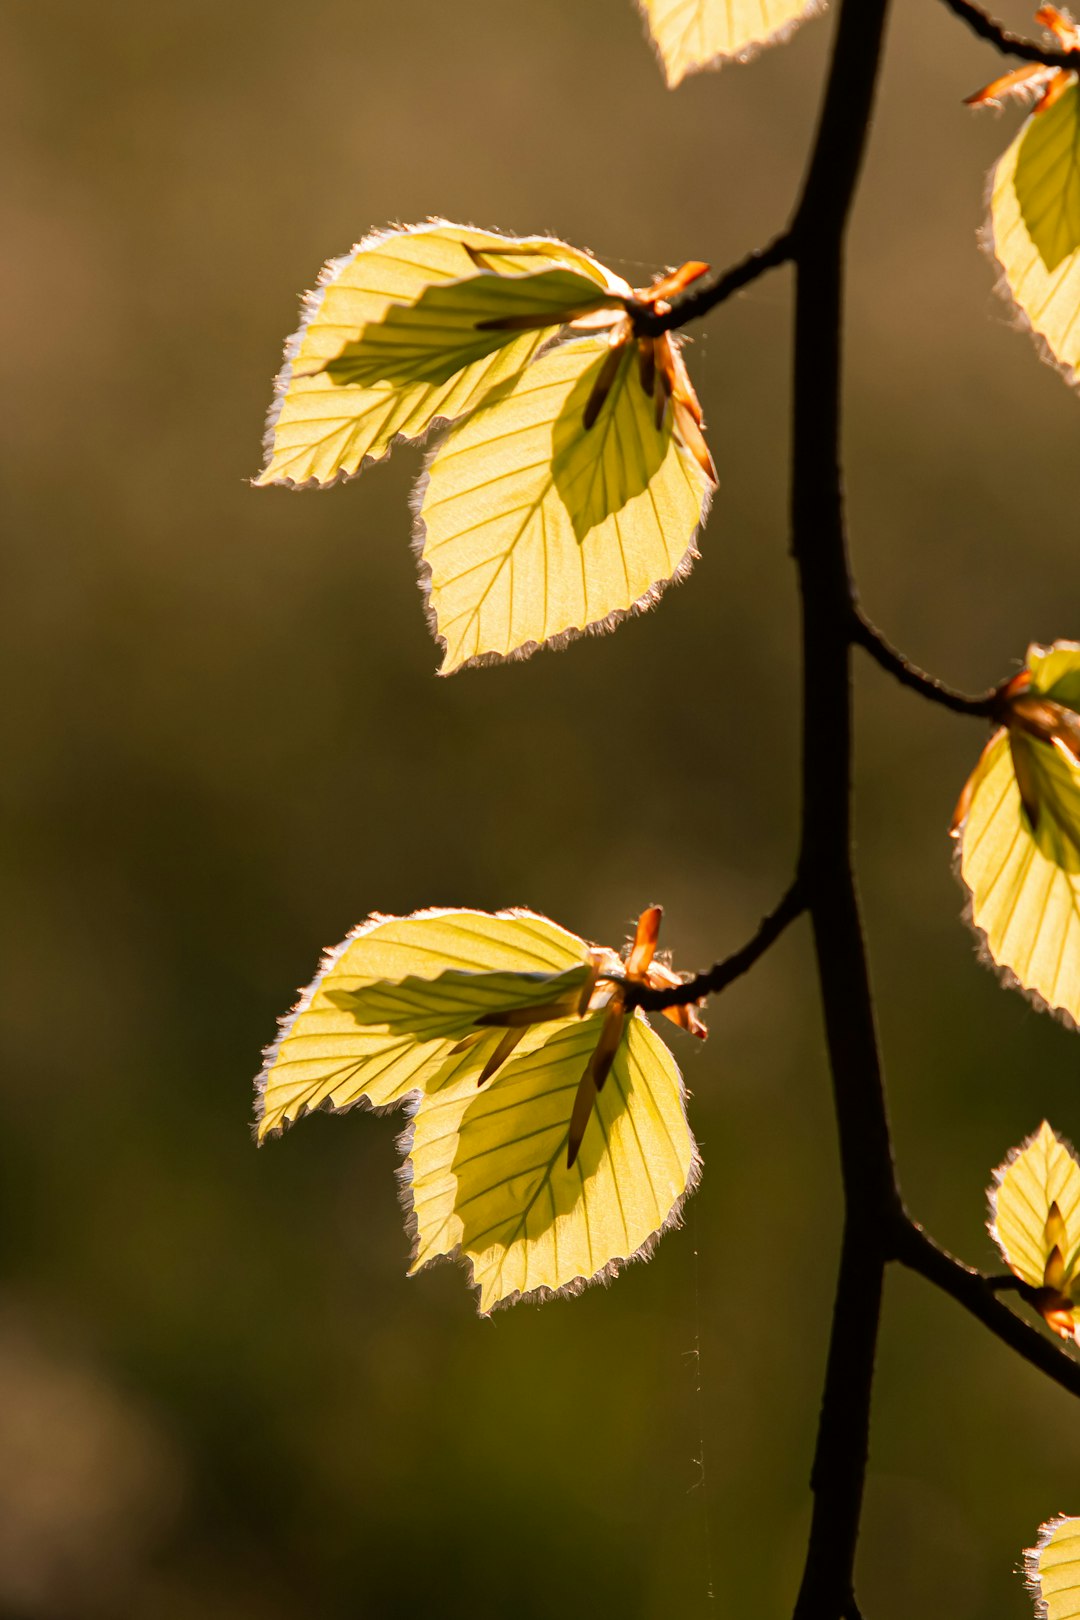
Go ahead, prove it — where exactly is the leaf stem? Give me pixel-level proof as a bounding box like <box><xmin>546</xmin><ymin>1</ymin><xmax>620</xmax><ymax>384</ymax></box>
<box><xmin>851</xmin><ymin>607</ymin><xmax>1001</xmax><ymax>718</ymax></box>
<box><xmin>938</xmin><ymin>0</ymin><xmax>1080</xmax><ymax>70</ymax></box>
<box><xmin>895</xmin><ymin>1221</ymin><xmax>1080</xmax><ymax>1399</ymax></box>
<box><xmin>631</xmin><ymin>232</ymin><xmax>795</xmax><ymax>337</ymax></box>
<box><xmin>624</xmin><ymin>883</ymin><xmax>805</xmax><ymax>1012</ymax></box>
<box><xmin>985</xmin><ymin>1271</ymin><xmax>1039</xmax><ymax>1297</ymax></box>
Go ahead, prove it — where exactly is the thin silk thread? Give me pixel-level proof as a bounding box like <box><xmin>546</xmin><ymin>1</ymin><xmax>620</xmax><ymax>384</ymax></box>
<box><xmin>686</xmin><ymin>1198</ymin><xmax>715</xmax><ymax>1603</ymax></box>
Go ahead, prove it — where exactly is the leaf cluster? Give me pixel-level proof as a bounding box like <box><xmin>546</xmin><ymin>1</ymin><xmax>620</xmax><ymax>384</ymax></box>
<box><xmin>250</xmin><ymin>0</ymin><xmax>1080</xmax><ymax>1610</ymax></box>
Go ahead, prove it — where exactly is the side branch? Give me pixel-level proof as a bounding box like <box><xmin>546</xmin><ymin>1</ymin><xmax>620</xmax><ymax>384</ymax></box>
<box><xmin>851</xmin><ymin>608</ymin><xmax>1000</xmax><ymax>718</ymax></box>
<box><xmin>939</xmin><ymin>0</ymin><xmax>1080</xmax><ymax>69</ymax></box>
<box><xmin>896</xmin><ymin>1220</ymin><xmax>1080</xmax><ymax>1401</ymax></box>
<box><xmin>631</xmin><ymin>232</ymin><xmax>795</xmax><ymax>337</ymax></box>
<box><xmin>623</xmin><ymin>882</ymin><xmax>804</xmax><ymax>1011</ymax></box>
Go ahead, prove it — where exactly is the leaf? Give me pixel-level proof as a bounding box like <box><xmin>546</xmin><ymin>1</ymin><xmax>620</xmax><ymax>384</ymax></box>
<box><xmin>989</xmin><ymin>1123</ymin><xmax>1080</xmax><ymax>1338</ymax></box>
<box><xmin>1030</xmin><ymin>638</ymin><xmax>1080</xmax><ymax>708</ymax></box>
<box><xmin>1026</xmin><ymin>1515</ymin><xmax>1080</xmax><ymax>1618</ymax></box>
<box><xmin>256</xmin><ymin>908</ymin><xmax>592</xmax><ymax>1139</ymax></box>
<box><xmin>987</xmin><ymin>77</ymin><xmax>1080</xmax><ymax>382</ymax></box>
<box><xmin>953</xmin><ymin>643</ymin><xmax>1080</xmax><ymax>1026</ymax></box>
<box><xmin>637</xmin><ymin>0</ymin><xmax>823</xmax><ymax>87</ymax></box>
<box><xmin>403</xmin><ymin>1011</ymin><xmax>699</xmax><ymax>1313</ymax></box>
<box><xmin>414</xmin><ymin>333</ymin><xmax>714</xmax><ymax>673</ymax></box>
<box><xmin>257</xmin><ymin>222</ymin><xmax>625</xmax><ymax>487</ymax></box>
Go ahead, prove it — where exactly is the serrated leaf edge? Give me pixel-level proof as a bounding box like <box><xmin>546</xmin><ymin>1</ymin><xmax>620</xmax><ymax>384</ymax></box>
<box><xmin>951</xmin><ymin>741</ymin><xmax>1080</xmax><ymax>1035</ymax></box>
<box><xmin>985</xmin><ymin>1119</ymin><xmax>1080</xmax><ymax>1277</ymax></box>
<box><xmin>635</xmin><ymin>0</ymin><xmax>827</xmax><ymax>88</ymax></box>
<box><xmin>255</xmin><ymin>219</ymin><xmax>620</xmax><ymax>490</ymax></box>
<box><xmin>253</xmin><ymin>905</ymin><xmax>588</xmax><ymax>1138</ymax></box>
<box><xmin>407</xmin><ymin>355</ymin><xmax>714</xmax><ymax>675</ymax></box>
<box><xmin>1024</xmin><ymin>1513</ymin><xmax>1080</xmax><ymax>1619</ymax></box>
<box><xmin>980</xmin><ymin>126</ymin><xmax>1080</xmax><ymax>392</ymax></box>
<box><xmin>392</xmin><ymin>1009</ymin><xmax>703</xmax><ymax>1316</ymax></box>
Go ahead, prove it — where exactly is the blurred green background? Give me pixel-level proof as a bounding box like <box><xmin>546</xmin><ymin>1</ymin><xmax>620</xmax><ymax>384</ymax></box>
<box><xmin>4</xmin><ymin>0</ymin><xmax>1080</xmax><ymax>1613</ymax></box>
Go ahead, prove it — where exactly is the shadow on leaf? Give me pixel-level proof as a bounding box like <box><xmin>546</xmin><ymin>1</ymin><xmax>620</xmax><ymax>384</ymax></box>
<box><xmin>448</xmin><ymin>1016</ymin><xmax>627</xmax><ymax>1283</ymax></box>
<box><xmin>330</xmin><ymin>965</ymin><xmax>589</xmax><ymax>1039</ymax></box>
<box><xmin>1015</xmin><ymin>83</ymin><xmax>1080</xmax><ymax>272</ymax></box>
<box><xmin>551</xmin><ymin>345</ymin><xmax>669</xmax><ymax>543</ymax></box>
<box><xmin>320</xmin><ymin>269</ymin><xmax>612</xmax><ymax>391</ymax></box>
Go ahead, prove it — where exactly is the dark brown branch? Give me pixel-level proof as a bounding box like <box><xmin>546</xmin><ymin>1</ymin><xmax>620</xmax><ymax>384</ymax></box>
<box><xmin>896</xmin><ymin>1221</ymin><xmax>1080</xmax><ymax>1401</ymax></box>
<box><xmin>851</xmin><ymin>608</ymin><xmax>1000</xmax><ymax>718</ymax></box>
<box><xmin>623</xmin><ymin>883</ymin><xmax>804</xmax><ymax>1011</ymax></box>
<box><xmin>939</xmin><ymin>0</ymin><xmax>1080</xmax><ymax>70</ymax></box>
<box><xmin>631</xmin><ymin>232</ymin><xmax>795</xmax><ymax>337</ymax></box>
<box><xmin>786</xmin><ymin>0</ymin><xmax>899</xmax><ymax>1613</ymax></box>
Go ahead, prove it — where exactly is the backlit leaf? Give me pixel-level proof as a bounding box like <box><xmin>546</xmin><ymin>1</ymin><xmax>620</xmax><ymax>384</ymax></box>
<box><xmin>1030</xmin><ymin>638</ymin><xmax>1080</xmax><ymax>708</ymax></box>
<box><xmin>989</xmin><ymin>1121</ymin><xmax>1080</xmax><ymax>1339</ymax></box>
<box><xmin>256</xmin><ymin>908</ymin><xmax>592</xmax><ymax>1139</ymax></box>
<box><xmin>404</xmin><ymin>1010</ymin><xmax>699</xmax><ymax>1313</ymax></box>
<box><xmin>638</xmin><ymin>0</ymin><xmax>822</xmax><ymax>87</ymax></box>
<box><xmin>953</xmin><ymin>642</ymin><xmax>1080</xmax><ymax>1026</ymax></box>
<box><xmin>987</xmin><ymin>75</ymin><xmax>1080</xmax><ymax>382</ymax></box>
<box><xmin>415</xmin><ymin>333</ymin><xmax>714</xmax><ymax>672</ymax></box>
<box><xmin>257</xmin><ymin>222</ymin><xmax>624</xmax><ymax>487</ymax></box>
<box><xmin>1026</xmin><ymin>1514</ymin><xmax>1080</xmax><ymax>1618</ymax></box>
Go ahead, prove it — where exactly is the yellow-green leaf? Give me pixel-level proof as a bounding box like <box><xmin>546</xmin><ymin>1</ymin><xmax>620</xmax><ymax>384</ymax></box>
<box><xmin>953</xmin><ymin>646</ymin><xmax>1080</xmax><ymax>1025</ymax></box>
<box><xmin>257</xmin><ymin>222</ymin><xmax>624</xmax><ymax>487</ymax></box>
<box><xmin>416</xmin><ymin>334</ymin><xmax>714</xmax><ymax>672</ymax></box>
<box><xmin>404</xmin><ymin>1011</ymin><xmax>699</xmax><ymax>1313</ymax></box>
<box><xmin>1026</xmin><ymin>1515</ymin><xmax>1080</xmax><ymax>1618</ymax></box>
<box><xmin>988</xmin><ymin>80</ymin><xmax>1080</xmax><ymax>381</ymax></box>
<box><xmin>638</xmin><ymin>0</ymin><xmax>822</xmax><ymax>87</ymax></box>
<box><xmin>256</xmin><ymin>908</ymin><xmax>591</xmax><ymax>1139</ymax></box>
<box><xmin>1029</xmin><ymin>639</ymin><xmax>1080</xmax><ymax>708</ymax></box>
<box><xmin>989</xmin><ymin>1121</ymin><xmax>1080</xmax><ymax>1293</ymax></box>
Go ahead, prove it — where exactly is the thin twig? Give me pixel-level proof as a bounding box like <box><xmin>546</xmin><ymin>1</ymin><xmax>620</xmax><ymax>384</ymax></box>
<box><xmin>851</xmin><ymin>607</ymin><xmax>1000</xmax><ymax>718</ymax></box>
<box><xmin>631</xmin><ymin>232</ymin><xmax>795</xmax><ymax>337</ymax></box>
<box><xmin>624</xmin><ymin>883</ymin><xmax>804</xmax><ymax>1012</ymax></box>
<box><xmin>985</xmin><ymin>1272</ymin><xmax>1040</xmax><ymax>1300</ymax></box>
<box><xmin>939</xmin><ymin>0</ymin><xmax>1080</xmax><ymax>69</ymax></box>
<box><xmin>896</xmin><ymin>1221</ymin><xmax>1080</xmax><ymax>1401</ymax></box>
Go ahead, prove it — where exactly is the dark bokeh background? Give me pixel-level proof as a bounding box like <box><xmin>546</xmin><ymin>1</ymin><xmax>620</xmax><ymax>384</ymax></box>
<box><xmin>4</xmin><ymin>1</ymin><xmax>1079</xmax><ymax>1614</ymax></box>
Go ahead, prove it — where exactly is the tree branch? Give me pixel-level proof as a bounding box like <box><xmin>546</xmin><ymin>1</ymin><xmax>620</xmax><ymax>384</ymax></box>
<box><xmin>624</xmin><ymin>883</ymin><xmax>804</xmax><ymax>1011</ymax></box>
<box><xmin>785</xmin><ymin>0</ymin><xmax>900</xmax><ymax>1612</ymax></box>
<box><xmin>629</xmin><ymin>0</ymin><xmax>1077</xmax><ymax>1608</ymax></box>
<box><xmin>895</xmin><ymin>1220</ymin><xmax>1080</xmax><ymax>1401</ymax></box>
<box><xmin>938</xmin><ymin>0</ymin><xmax>1080</xmax><ymax>70</ymax></box>
<box><xmin>851</xmin><ymin>608</ymin><xmax>1000</xmax><ymax>718</ymax></box>
<box><xmin>631</xmin><ymin>232</ymin><xmax>795</xmax><ymax>337</ymax></box>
